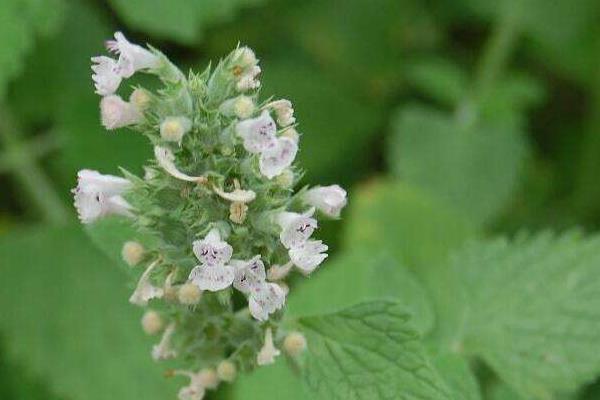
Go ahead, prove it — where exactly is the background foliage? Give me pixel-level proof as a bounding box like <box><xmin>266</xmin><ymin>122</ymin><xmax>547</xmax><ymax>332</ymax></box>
<box><xmin>1</xmin><ymin>0</ymin><xmax>600</xmax><ymax>399</ymax></box>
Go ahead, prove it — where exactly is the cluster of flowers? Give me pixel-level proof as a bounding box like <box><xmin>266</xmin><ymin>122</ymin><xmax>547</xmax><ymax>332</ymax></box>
<box><xmin>73</xmin><ymin>32</ymin><xmax>347</xmax><ymax>400</ymax></box>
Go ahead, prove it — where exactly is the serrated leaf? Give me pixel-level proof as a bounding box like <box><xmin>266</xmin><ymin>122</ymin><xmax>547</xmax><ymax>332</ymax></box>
<box><xmin>445</xmin><ymin>232</ymin><xmax>600</xmax><ymax>398</ymax></box>
<box><xmin>429</xmin><ymin>352</ymin><xmax>481</xmax><ymax>400</ymax></box>
<box><xmin>343</xmin><ymin>180</ymin><xmax>475</xmax><ymax>271</ymax></box>
<box><xmin>0</xmin><ymin>0</ymin><xmax>64</xmax><ymax>96</ymax></box>
<box><xmin>108</xmin><ymin>0</ymin><xmax>265</xmax><ymax>44</ymax></box>
<box><xmin>387</xmin><ymin>104</ymin><xmax>528</xmax><ymax>226</ymax></box>
<box><xmin>0</xmin><ymin>225</ymin><xmax>177</xmax><ymax>400</ymax></box>
<box><xmin>296</xmin><ymin>301</ymin><xmax>454</xmax><ymax>400</ymax></box>
<box><xmin>287</xmin><ymin>251</ymin><xmax>435</xmax><ymax>335</ymax></box>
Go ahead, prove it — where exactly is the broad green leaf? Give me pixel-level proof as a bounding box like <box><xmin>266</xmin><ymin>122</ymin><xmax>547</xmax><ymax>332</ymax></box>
<box><xmin>387</xmin><ymin>104</ymin><xmax>528</xmax><ymax>226</ymax></box>
<box><xmin>0</xmin><ymin>0</ymin><xmax>64</xmax><ymax>96</ymax></box>
<box><xmin>287</xmin><ymin>251</ymin><xmax>435</xmax><ymax>335</ymax></box>
<box><xmin>343</xmin><ymin>180</ymin><xmax>475</xmax><ymax>271</ymax></box>
<box><xmin>446</xmin><ymin>232</ymin><xmax>600</xmax><ymax>398</ymax></box>
<box><xmin>296</xmin><ymin>301</ymin><xmax>454</xmax><ymax>400</ymax></box>
<box><xmin>0</xmin><ymin>225</ymin><xmax>177</xmax><ymax>400</ymax></box>
<box><xmin>261</xmin><ymin>58</ymin><xmax>382</xmax><ymax>185</ymax></box>
<box><xmin>225</xmin><ymin>358</ymin><xmax>309</xmax><ymax>400</ymax></box>
<box><xmin>108</xmin><ymin>0</ymin><xmax>265</xmax><ymax>44</ymax></box>
<box><xmin>430</xmin><ymin>352</ymin><xmax>481</xmax><ymax>400</ymax></box>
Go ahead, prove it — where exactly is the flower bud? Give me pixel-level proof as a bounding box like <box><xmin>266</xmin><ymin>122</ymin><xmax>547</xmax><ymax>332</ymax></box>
<box><xmin>160</xmin><ymin>116</ymin><xmax>192</xmax><ymax>143</ymax></box>
<box><xmin>100</xmin><ymin>95</ymin><xmax>143</xmax><ymax>130</ymax></box>
<box><xmin>275</xmin><ymin>169</ymin><xmax>295</xmax><ymax>188</ymax></box>
<box><xmin>229</xmin><ymin>201</ymin><xmax>248</xmax><ymax>224</ymax></box>
<box><xmin>129</xmin><ymin>87</ymin><xmax>151</xmax><ymax>110</ymax></box>
<box><xmin>220</xmin><ymin>96</ymin><xmax>255</xmax><ymax>119</ymax></box>
<box><xmin>141</xmin><ymin>310</ymin><xmax>163</xmax><ymax>335</ymax></box>
<box><xmin>121</xmin><ymin>241</ymin><xmax>145</xmax><ymax>266</ymax></box>
<box><xmin>283</xmin><ymin>332</ymin><xmax>307</xmax><ymax>357</ymax></box>
<box><xmin>216</xmin><ymin>360</ymin><xmax>237</xmax><ymax>383</ymax></box>
<box><xmin>303</xmin><ymin>185</ymin><xmax>347</xmax><ymax>218</ymax></box>
<box><xmin>197</xmin><ymin>368</ymin><xmax>219</xmax><ymax>390</ymax></box>
<box><xmin>257</xmin><ymin>328</ymin><xmax>280</xmax><ymax>366</ymax></box>
<box><xmin>233</xmin><ymin>47</ymin><xmax>258</xmax><ymax>69</ymax></box>
<box><xmin>281</xmin><ymin>127</ymin><xmax>300</xmax><ymax>143</ymax></box>
<box><xmin>267</xmin><ymin>99</ymin><xmax>295</xmax><ymax>127</ymax></box>
<box><xmin>178</xmin><ymin>282</ymin><xmax>202</xmax><ymax>305</ymax></box>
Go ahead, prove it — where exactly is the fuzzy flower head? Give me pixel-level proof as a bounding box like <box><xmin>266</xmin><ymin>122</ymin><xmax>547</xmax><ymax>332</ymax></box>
<box><xmin>77</xmin><ymin>37</ymin><xmax>348</xmax><ymax>397</ymax></box>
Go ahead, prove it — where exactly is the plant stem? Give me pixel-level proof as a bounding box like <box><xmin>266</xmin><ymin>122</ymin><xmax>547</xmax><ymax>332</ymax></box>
<box><xmin>0</xmin><ymin>106</ymin><xmax>69</xmax><ymax>225</ymax></box>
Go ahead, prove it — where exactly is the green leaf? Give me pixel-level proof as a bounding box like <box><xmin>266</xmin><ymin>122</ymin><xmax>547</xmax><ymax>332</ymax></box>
<box><xmin>429</xmin><ymin>352</ymin><xmax>481</xmax><ymax>400</ymax></box>
<box><xmin>446</xmin><ymin>232</ymin><xmax>600</xmax><ymax>398</ymax></box>
<box><xmin>287</xmin><ymin>251</ymin><xmax>435</xmax><ymax>335</ymax></box>
<box><xmin>343</xmin><ymin>180</ymin><xmax>475</xmax><ymax>271</ymax></box>
<box><xmin>0</xmin><ymin>0</ymin><xmax>64</xmax><ymax>96</ymax></box>
<box><xmin>405</xmin><ymin>58</ymin><xmax>469</xmax><ymax>107</ymax></box>
<box><xmin>296</xmin><ymin>301</ymin><xmax>454</xmax><ymax>400</ymax></box>
<box><xmin>0</xmin><ymin>225</ymin><xmax>177</xmax><ymax>400</ymax></box>
<box><xmin>261</xmin><ymin>58</ymin><xmax>382</xmax><ymax>185</ymax></box>
<box><xmin>387</xmin><ymin>104</ymin><xmax>528</xmax><ymax>226</ymax></box>
<box><xmin>108</xmin><ymin>0</ymin><xmax>265</xmax><ymax>44</ymax></box>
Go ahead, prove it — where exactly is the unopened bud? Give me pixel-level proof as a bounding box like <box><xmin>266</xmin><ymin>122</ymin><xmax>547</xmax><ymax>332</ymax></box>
<box><xmin>220</xmin><ymin>96</ymin><xmax>255</xmax><ymax>119</ymax></box>
<box><xmin>141</xmin><ymin>310</ymin><xmax>163</xmax><ymax>335</ymax></box>
<box><xmin>216</xmin><ymin>360</ymin><xmax>237</xmax><ymax>383</ymax></box>
<box><xmin>160</xmin><ymin>116</ymin><xmax>192</xmax><ymax>143</ymax></box>
<box><xmin>281</xmin><ymin>127</ymin><xmax>299</xmax><ymax>143</ymax></box>
<box><xmin>283</xmin><ymin>332</ymin><xmax>307</xmax><ymax>357</ymax></box>
<box><xmin>275</xmin><ymin>169</ymin><xmax>294</xmax><ymax>188</ymax></box>
<box><xmin>229</xmin><ymin>201</ymin><xmax>248</xmax><ymax>224</ymax></box>
<box><xmin>129</xmin><ymin>88</ymin><xmax>151</xmax><ymax>110</ymax></box>
<box><xmin>197</xmin><ymin>368</ymin><xmax>219</xmax><ymax>390</ymax></box>
<box><xmin>234</xmin><ymin>47</ymin><xmax>257</xmax><ymax>69</ymax></box>
<box><xmin>121</xmin><ymin>241</ymin><xmax>145</xmax><ymax>266</ymax></box>
<box><xmin>178</xmin><ymin>282</ymin><xmax>202</xmax><ymax>305</ymax></box>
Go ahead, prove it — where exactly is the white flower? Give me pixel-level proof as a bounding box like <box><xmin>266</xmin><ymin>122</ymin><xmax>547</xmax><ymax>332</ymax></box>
<box><xmin>232</xmin><ymin>256</ymin><xmax>286</xmax><ymax>321</ymax></box>
<box><xmin>188</xmin><ymin>229</ymin><xmax>235</xmax><ymax>291</ymax></box>
<box><xmin>106</xmin><ymin>31</ymin><xmax>159</xmax><ymax>78</ymax></box>
<box><xmin>152</xmin><ymin>322</ymin><xmax>177</xmax><ymax>361</ymax></box>
<box><xmin>276</xmin><ymin>208</ymin><xmax>317</xmax><ymax>249</ymax></box>
<box><xmin>266</xmin><ymin>261</ymin><xmax>293</xmax><ymax>281</ymax></box>
<box><xmin>236</xmin><ymin>65</ymin><xmax>261</xmax><ymax>92</ymax></box>
<box><xmin>129</xmin><ymin>260</ymin><xmax>164</xmax><ymax>306</ymax></box>
<box><xmin>303</xmin><ymin>185</ymin><xmax>347</xmax><ymax>218</ymax></box>
<box><xmin>160</xmin><ymin>116</ymin><xmax>192</xmax><ymax>143</ymax></box>
<box><xmin>235</xmin><ymin>111</ymin><xmax>277</xmax><ymax>154</ymax></box>
<box><xmin>266</xmin><ymin>99</ymin><xmax>295</xmax><ymax>127</ymax></box>
<box><xmin>91</xmin><ymin>56</ymin><xmax>122</xmax><ymax>95</ymax></box>
<box><xmin>219</xmin><ymin>96</ymin><xmax>255</xmax><ymax>119</ymax></box>
<box><xmin>100</xmin><ymin>95</ymin><xmax>143</xmax><ymax>130</ymax></box>
<box><xmin>174</xmin><ymin>370</ymin><xmax>208</xmax><ymax>400</ymax></box>
<box><xmin>72</xmin><ymin>169</ymin><xmax>132</xmax><ymax>224</ymax></box>
<box><xmin>213</xmin><ymin>186</ymin><xmax>256</xmax><ymax>203</ymax></box>
<box><xmin>154</xmin><ymin>146</ymin><xmax>207</xmax><ymax>183</ymax></box>
<box><xmin>257</xmin><ymin>328</ymin><xmax>280</xmax><ymax>366</ymax></box>
<box><xmin>289</xmin><ymin>240</ymin><xmax>328</xmax><ymax>274</ymax></box>
<box><xmin>233</xmin><ymin>46</ymin><xmax>258</xmax><ymax>69</ymax></box>
<box><xmin>259</xmin><ymin>137</ymin><xmax>298</xmax><ymax>179</ymax></box>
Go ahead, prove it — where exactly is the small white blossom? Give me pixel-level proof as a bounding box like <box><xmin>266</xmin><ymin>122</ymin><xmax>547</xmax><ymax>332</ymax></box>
<box><xmin>152</xmin><ymin>322</ymin><xmax>177</xmax><ymax>361</ymax></box>
<box><xmin>266</xmin><ymin>99</ymin><xmax>295</xmax><ymax>127</ymax></box>
<box><xmin>106</xmin><ymin>31</ymin><xmax>159</xmax><ymax>78</ymax></box>
<box><xmin>213</xmin><ymin>186</ymin><xmax>256</xmax><ymax>203</ymax></box>
<box><xmin>91</xmin><ymin>56</ymin><xmax>122</xmax><ymax>95</ymax></box>
<box><xmin>277</xmin><ymin>208</ymin><xmax>317</xmax><ymax>249</ymax></box>
<box><xmin>259</xmin><ymin>137</ymin><xmax>298</xmax><ymax>179</ymax></box>
<box><xmin>100</xmin><ymin>95</ymin><xmax>143</xmax><ymax>130</ymax></box>
<box><xmin>303</xmin><ymin>185</ymin><xmax>347</xmax><ymax>218</ymax></box>
<box><xmin>129</xmin><ymin>260</ymin><xmax>164</xmax><ymax>306</ymax></box>
<box><xmin>257</xmin><ymin>328</ymin><xmax>280</xmax><ymax>366</ymax></box>
<box><xmin>174</xmin><ymin>370</ymin><xmax>208</xmax><ymax>400</ymax></box>
<box><xmin>267</xmin><ymin>261</ymin><xmax>293</xmax><ymax>281</ymax></box>
<box><xmin>235</xmin><ymin>111</ymin><xmax>277</xmax><ymax>154</ymax></box>
<box><xmin>219</xmin><ymin>96</ymin><xmax>255</xmax><ymax>119</ymax></box>
<box><xmin>236</xmin><ymin>65</ymin><xmax>261</xmax><ymax>92</ymax></box>
<box><xmin>233</xmin><ymin>46</ymin><xmax>258</xmax><ymax>69</ymax></box>
<box><xmin>154</xmin><ymin>146</ymin><xmax>207</xmax><ymax>183</ymax></box>
<box><xmin>72</xmin><ymin>169</ymin><xmax>132</xmax><ymax>224</ymax></box>
<box><xmin>160</xmin><ymin>116</ymin><xmax>192</xmax><ymax>143</ymax></box>
<box><xmin>233</xmin><ymin>256</ymin><xmax>286</xmax><ymax>321</ymax></box>
<box><xmin>289</xmin><ymin>240</ymin><xmax>328</xmax><ymax>274</ymax></box>
<box><xmin>189</xmin><ymin>229</ymin><xmax>235</xmax><ymax>291</ymax></box>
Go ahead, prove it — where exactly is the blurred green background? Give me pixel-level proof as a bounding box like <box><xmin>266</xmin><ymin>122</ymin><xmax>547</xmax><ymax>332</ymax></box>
<box><xmin>1</xmin><ymin>0</ymin><xmax>600</xmax><ymax>399</ymax></box>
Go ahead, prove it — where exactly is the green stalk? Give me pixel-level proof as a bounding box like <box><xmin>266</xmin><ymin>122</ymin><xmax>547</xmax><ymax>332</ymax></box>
<box><xmin>0</xmin><ymin>106</ymin><xmax>69</xmax><ymax>225</ymax></box>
